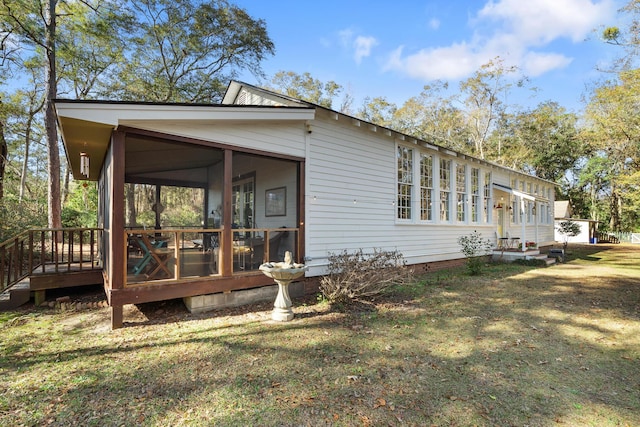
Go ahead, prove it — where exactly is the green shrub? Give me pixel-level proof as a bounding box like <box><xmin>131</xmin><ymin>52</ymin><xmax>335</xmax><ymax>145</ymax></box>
<box><xmin>457</xmin><ymin>230</ymin><xmax>493</xmax><ymax>275</ymax></box>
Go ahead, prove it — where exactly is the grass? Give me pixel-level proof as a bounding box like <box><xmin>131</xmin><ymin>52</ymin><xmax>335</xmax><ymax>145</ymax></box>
<box><xmin>1</xmin><ymin>244</ymin><xmax>640</xmax><ymax>426</ymax></box>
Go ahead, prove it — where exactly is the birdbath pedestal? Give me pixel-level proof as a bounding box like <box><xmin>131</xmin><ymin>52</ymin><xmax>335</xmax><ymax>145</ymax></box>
<box><xmin>259</xmin><ymin>251</ymin><xmax>307</xmax><ymax>321</ymax></box>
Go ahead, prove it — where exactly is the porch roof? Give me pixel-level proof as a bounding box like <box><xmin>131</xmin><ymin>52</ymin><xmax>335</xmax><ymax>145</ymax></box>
<box><xmin>493</xmin><ymin>183</ymin><xmax>549</xmax><ymax>203</ymax></box>
<box><xmin>53</xmin><ymin>100</ymin><xmax>315</xmax><ymax>181</ymax></box>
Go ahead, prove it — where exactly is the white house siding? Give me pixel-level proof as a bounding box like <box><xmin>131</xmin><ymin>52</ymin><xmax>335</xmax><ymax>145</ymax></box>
<box><xmin>304</xmin><ymin>112</ymin><xmax>495</xmax><ymax>275</ymax></box>
<box><xmin>121</xmin><ymin>121</ymin><xmax>308</xmax><ymax>160</ymax></box>
<box><xmin>301</xmin><ymin>111</ymin><xmax>557</xmax><ymax>276</ymax></box>
<box><xmin>222</xmin><ymin>83</ymin><xmax>556</xmax><ymax>274</ymax></box>
<box><xmin>554</xmin><ymin>220</ymin><xmax>591</xmax><ymax>244</ymax></box>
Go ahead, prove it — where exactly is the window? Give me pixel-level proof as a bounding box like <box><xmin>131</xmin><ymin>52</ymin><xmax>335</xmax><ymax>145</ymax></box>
<box><xmin>397</xmin><ymin>146</ymin><xmax>413</xmax><ymax>219</ymax></box>
<box><xmin>483</xmin><ymin>171</ymin><xmax>491</xmax><ymax>222</ymax></box>
<box><xmin>232</xmin><ymin>175</ymin><xmax>255</xmax><ymax>229</ymax></box>
<box><xmin>456</xmin><ymin>164</ymin><xmax>466</xmax><ymax>221</ymax></box>
<box><xmin>420</xmin><ymin>154</ymin><xmax>433</xmax><ymax>221</ymax></box>
<box><xmin>440</xmin><ymin>158</ymin><xmax>451</xmax><ymax>221</ymax></box>
<box><xmin>471</xmin><ymin>168</ymin><xmax>480</xmax><ymax>222</ymax></box>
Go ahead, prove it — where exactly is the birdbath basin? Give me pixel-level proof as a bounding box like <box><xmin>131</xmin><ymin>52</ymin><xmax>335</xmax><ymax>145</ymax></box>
<box><xmin>259</xmin><ymin>251</ymin><xmax>307</xmax><ymax>321</ymax></box>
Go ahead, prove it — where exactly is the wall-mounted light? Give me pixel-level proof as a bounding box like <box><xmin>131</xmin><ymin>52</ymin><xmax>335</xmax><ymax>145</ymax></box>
<box><xmin>80</xmin><ymin>151</ymin><xmax>90</xmax><ymax>177</ymax></box>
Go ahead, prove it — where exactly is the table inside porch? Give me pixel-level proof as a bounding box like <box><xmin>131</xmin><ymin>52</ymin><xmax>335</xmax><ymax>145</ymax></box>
<box><xmin>130</xmin><ymin>234</ymin><xmax>172</xmax><ymax>279</ymax></box>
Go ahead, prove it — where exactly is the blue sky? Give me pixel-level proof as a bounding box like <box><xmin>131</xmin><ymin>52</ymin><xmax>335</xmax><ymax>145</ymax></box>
<box><xmin>234</xmin><ymin>0</ymin><xmax>625</xmax><ymax>113</ymax></box>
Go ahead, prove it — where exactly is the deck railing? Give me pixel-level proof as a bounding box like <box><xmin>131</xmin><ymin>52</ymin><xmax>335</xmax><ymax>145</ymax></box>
<box><xmin>0</xmin><ymin>228</ymin><xmax>103</xmax><ymax>292</ymax></box>
<box><xmin>124</xmin><ymin>227</ymin><xmax>299</xmax><ymax>286</ymax></box>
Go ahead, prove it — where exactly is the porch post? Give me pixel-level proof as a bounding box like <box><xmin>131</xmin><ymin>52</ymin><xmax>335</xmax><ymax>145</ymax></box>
<box><xmin>220</xmin><ymin>149</ymin><xmax>233</xmax><ymax>276</ymax></box>
<box><xmin>110</xmin><ymin>130</ymin><xmax>126</xmax><ymax>329</ymax></box>
<box><xmin>520</xmin><ymin>197</ymin><xmax>526</xmax><ymax>252</ymax></box>
<box><xmin>534</xmin><ymin>201</ymin><xmax>539</xmax><ymax>247</ymax></box>
<box><xmin>297</xmin><ymin>160</ymin><xmax>305</xmax><ymax>264</ymax></box>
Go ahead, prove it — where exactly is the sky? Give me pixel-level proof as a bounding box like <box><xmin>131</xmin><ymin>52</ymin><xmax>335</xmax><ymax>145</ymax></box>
<box><xmin>234</xmin><ymin>0</ymin><xmax>626</xmax><ymax>113</ymax></box>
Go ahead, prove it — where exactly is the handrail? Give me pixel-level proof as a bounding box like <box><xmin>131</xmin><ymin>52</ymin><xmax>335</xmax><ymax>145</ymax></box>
<box><xmin>0</xmin><ymin>228</ymin><xmax>103</xmax><ymax>293</ymax></box>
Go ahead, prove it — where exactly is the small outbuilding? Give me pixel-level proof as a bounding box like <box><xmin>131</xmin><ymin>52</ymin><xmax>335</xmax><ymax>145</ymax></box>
<box><xmin>554</xmin><ymin>201</ymin><xmax>599</xmax><ymax>244</ymax></box>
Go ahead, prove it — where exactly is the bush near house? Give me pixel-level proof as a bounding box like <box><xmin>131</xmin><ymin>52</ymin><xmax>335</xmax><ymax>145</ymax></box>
<box><xmin>319</xmin><ymin>248</ymin><xmax>413</xmax><ymax>304</ymax></box>
<box><xmin>457</xmin><ymin>230</ymin><xmax>493</xmax><ymax>275</ymax></box>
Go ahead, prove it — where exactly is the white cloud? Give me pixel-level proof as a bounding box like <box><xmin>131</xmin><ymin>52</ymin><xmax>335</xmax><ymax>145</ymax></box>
<box><xmin>428</xmin><ymin>18</ymin><xmax>440</xmax><ymax>30</ymax></box>
<box><xmin>522</xmin><ymin>51</ymin><xmax>573</xmax><ymax>76</ymax></box>
<box><xmin>478</xmin><ymin>0</ymin><xmax>614</xmax><ymax>44</ymax></box>
<box><xmin>338</xmin><ymin>28</ymin><xmax>355</xmax><ymax>48</ymax></box>
<box><xmin>384</xmin><ymin>0</ymin><xmax>615</xmax><ymax>81</ymax></box>
<box><xmin>337</xmin><ymin>28</ymin><xmax>379</xmax><ymax>64</ymax></box>
<box><xmin>354</xmin><ymin>36</ymin><xmax>378</xmax><ymax>64</ymax></box>
<box><xmin>385</xmin><ymin>44</ymin><xmax>483</xmax><ymax>80</ymax></box>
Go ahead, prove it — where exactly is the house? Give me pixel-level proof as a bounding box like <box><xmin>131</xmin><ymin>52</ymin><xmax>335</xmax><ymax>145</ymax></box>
<box><xmin>554</xmin><ymin>201</ymin><xmax>599</xmax><ymax>244</ymax></box>
<box><xmin>53</xmin><ymin>81</ymin><xmax>556</xmax><ymax>329</ymax></box>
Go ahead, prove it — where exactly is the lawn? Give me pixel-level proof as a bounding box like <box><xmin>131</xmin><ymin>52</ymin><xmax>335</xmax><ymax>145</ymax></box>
<box><xmin>1</xmin><ymin>244</ymin><xmax>639</xmax><ymax>426</ymax></box>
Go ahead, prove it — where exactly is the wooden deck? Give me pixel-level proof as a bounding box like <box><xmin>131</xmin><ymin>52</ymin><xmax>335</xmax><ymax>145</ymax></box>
<box><xmin>0</xmin><ymin>262</ymin><xmax>104</xmax><ymax>310</ymax></box>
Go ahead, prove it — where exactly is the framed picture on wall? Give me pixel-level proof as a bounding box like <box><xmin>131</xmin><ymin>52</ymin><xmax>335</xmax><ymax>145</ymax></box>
<box><xmin>265</xmin><ymin>187</ymin><xmax>286</xmax><ymax>216</ymax></box>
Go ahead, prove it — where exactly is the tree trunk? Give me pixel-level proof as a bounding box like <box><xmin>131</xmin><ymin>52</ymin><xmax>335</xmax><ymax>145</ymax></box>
<box><xmin>45</xmin><ymin>0</ymin><xmax>61</xmax><ymax>229</ymax></box>
<box><xmin>609</xmin><ymin>188</ymin><xmax>621</xmax><ymax>232</ymax></box>
<box><xmin>126</xmin><ymin>184</ymin><xmax>137</xmax><ymax>226</ymax></box>
<box><xmin>0</xmin><ymin>109</ymin><xmax>7</xmax><ymax>201</ymax></box>
<box><xmin>19</xmin><ymin>117</ymin><xmax>32</xmax><ymax>203</ymax></box>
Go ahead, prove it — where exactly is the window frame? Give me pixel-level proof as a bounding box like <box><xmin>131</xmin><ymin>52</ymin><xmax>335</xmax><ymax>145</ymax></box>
<box><xmin>419</xmin><ymin>153</ymin><xmax>434</xmax><ymax>221</ymax></box>
<box><xmin>396</xmin><ymin>146</ymin><xmax>413</xmax><ymax>220</ymax></box>
<box><xmin>439</xmin><ymin>158</ymin><xmax>451</xmax><ymax>222</ymax></box>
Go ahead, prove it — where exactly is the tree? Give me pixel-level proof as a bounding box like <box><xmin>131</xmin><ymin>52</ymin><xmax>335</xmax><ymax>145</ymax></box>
<box><xmin>496</xmin><ymin>101</ymin><xmax>583</xmax><ymax>181</ymax></box>
<box><xmin>110</xmin><ymin>0</ymin><xmax>274</xmax><ymax>103</ymax></box>
<box><xmin>458</xmin><ymin>58</ymin><xmax>527</xmax><ymax>159</ymax></box>
<box><xmin>1</xmin><ymin>0</ymin><xmax>274</xmax><ymax>235</ymax></box>
<box><xmin>266</xmin><ymin>71</ymin><xmax>343</xmax><ymax>109</ymax></box>
<box><xmin>0</xmin><ymin>100</ymin><xmax>6</xmax><ymax>200</ymax></box>
<box><xmin>556</xmin><ymin>219</ymin><xmax>581</xmax><ymax>251</ymax></box>
<box><xmin>1</xmin><ymin>0</ymin><xmax>63</xmax><ymax>228</ymax></box>
<box><xmin>56</xmin><ymin>1</ymin><xmax>133</xmax><ymax>99</ymax></box>
<box><xmin>584</xmin><ymin>69</ymin><xmax>640</xmax><ymax>231</ymax></box>
<box><xmin>357</xmin><ymin>96</ymin><xmax>397</xmax><ymax>128</ymax></box>
<box><xmin>576</xmin><ymin>155</ymin><xmax>611</xmax><ymax>223</ymax></box>
<box><xmin>602</xmin><ymin>0</ymin><xmax>640</xmax><ymax>70</ymax></box>
<box><xmin>390</xmin><ymin>81</ymin><xmax>471</xmax><ymax>152</ymax></box>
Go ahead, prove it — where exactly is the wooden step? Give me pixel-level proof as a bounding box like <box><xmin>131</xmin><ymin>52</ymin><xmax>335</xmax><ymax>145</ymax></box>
<box><xmin>0</xmin><ymin>280</ymin><xmax>31</xmax><ymax>310</ymax></box>
<box><xmin>526</xmin><ymin>253</ymin><xmax>556</xmax><ymax>266</ymax></box>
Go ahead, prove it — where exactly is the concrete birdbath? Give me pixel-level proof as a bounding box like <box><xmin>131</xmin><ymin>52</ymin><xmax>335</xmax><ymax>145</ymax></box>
<box><xmin>259</xmin><ymin>251</ymin><xmax>308</xmax><ymax>321</ymax></box>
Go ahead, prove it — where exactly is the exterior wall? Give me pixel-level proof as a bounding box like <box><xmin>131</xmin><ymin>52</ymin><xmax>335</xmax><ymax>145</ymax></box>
<box><xmin>121</xmin><ymin>121</ymin><xmax>307</xmax><ymax>159</ymax></box>
<box><xmin>554</xmin><ymin>220</ymin><xmax>591</xmax><ymax>244</ymax></box>
<box><xmin>303</xmin><ymin>109</ymin><xmax>556</xmax><ymax>276</ymax></box>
